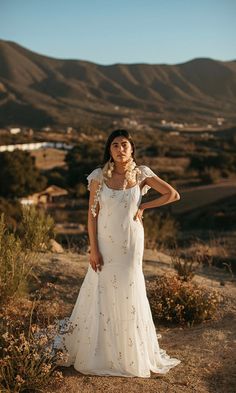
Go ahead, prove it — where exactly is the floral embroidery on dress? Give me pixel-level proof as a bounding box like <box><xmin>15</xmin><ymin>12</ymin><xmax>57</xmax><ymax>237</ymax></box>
<box><xmin>109</xmin><ymin>360</ymin><xmax>114</xmax><ymax>369</ymax></box>
<box><xmin>121</xmin><ymin>239</ymin><xmax>128</xmax><ymax>254</ymax></box>
<box><xmin>111</xmin><ymin>275</ymin><xmax>118</xmax><ymax>289</ymax></box>
<box><xmin>108</xmin><ymin>234</ymin><xmax>115</xmax><ymax>243</ymax></box>
<box><xmin>128</xmin><ymin>337</ymin><xmax>133</xmax><ymax>347</ymax></box>
<box><xmin>131</xmin><ymin>305</ymin><xmax>136</xmax><ymax>315</ymax></box>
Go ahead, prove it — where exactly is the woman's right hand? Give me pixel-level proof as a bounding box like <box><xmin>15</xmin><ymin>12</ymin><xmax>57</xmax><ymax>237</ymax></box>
<box><xmin>89</xmin><ymin>249</ymin><xmax>104</xmax><ymax>272</ymax></box>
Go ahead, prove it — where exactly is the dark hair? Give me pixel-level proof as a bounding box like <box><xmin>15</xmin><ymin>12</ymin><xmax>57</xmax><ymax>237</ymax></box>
<box><xmin>102</xmin><ymin>129</ymin><xmax>137</xmax><ymax>165</ymax></box>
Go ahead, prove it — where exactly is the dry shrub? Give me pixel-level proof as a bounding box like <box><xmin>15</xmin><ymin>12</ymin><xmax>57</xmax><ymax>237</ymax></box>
<box><xmin>0</xmin><ymin>208</ymin><xmax>55</xmax><ymax>305</ymax></box>
<box><xmin>34</xmin><ymin>298</ymin><xmax>61</xmax><ymax>326</ymax></box>
<box><xmin>190</xmin><ymin>235</ymin><xmax>229</xmax><ymax>268</ymax></box>
<box><xmin>0</xmin><ymin>208</ymin><xmax>65</xmax><ymax>392</ymax></box>
<box><xmin>0</xmin><ymin>300</ymin><xmax>66</xmax><ymax>393</ymax></box>
<box><xmin>200</xmin><ymin>167</ymin><xmax>221</xmax><ymax>184</ymax></box>
<box><xmin>147</xmin><ymin>273</ymin><xmax>222</xmax><ymax>327</ymax></box>
<box><xmin>171</xmin><ymin>253</ymin><xmax>198</xmax><ymax>282</ymax></box>
<box><xmin>170</xmin><ymin>244</ymin><xmax>201</xmax><ymax>282</ymax></box>
<box><xmin>0</xmin><ymin>214</ymin><xmax>34</xmax><ymax>303</ymax></box>
<box><xmin>144</xmin><ymin>212</ymin><xmax>178</xmax><ymax>249</ymax></box>
<box><xmin>1</xmin><ymin>295</ymin><xmax>61</xmax><ymax>330</ymax></box>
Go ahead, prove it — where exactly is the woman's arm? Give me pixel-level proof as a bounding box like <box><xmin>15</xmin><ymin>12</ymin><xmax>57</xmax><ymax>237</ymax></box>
<box><xmin>87</xmin><ymin>179</ymin><xmax>103</xmax><ymax>271</ymax></box>
<box><xmin>87</xmin><ymin>179</ymin><xmax>100</xmax><ymax>251</ymax></box>
<box><xmin>140</xmin><ymin>175</ymin><xmax>180</xmax><ymax>211</ymax></box>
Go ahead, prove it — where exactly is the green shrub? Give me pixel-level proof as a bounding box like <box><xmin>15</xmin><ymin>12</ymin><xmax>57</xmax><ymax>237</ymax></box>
<box><xmin>19</xmin><ymin>206</ymin><xmax>55</xmax><ymax>252</ymax></box>
<box><xmin>0</xmin><ymin>208</ymin><xmax>55</xmax><ymax>304</ymax></box>
<box><xmin>0</xmin><ymin>198</ymin><xmax>22</xmax><ymax>231</ymax></box>
<box><xmin>147</xmin><ymin>273</ymin><xmax>221</xmax><ymax>327</ymax></box>
<box><xmin>0</xmin><ymin>214</ymin><xmax>30</xmax><ymax>303</ymax></box>
<box><xmin>74</xmin><ymin>182</ymin><xmax>87</xmax><ymax>198</ymax></box>
<box><xmin>66</xmin><ymin>142</ymin><xmax>104</xmax><ymax>188</ymax></box>
<box><xmin>0</xmin><ymin>150</ymin><xmax>47</xmax><ymax>198</ymax></box>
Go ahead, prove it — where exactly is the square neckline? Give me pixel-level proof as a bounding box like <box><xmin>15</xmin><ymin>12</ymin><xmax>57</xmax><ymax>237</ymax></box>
<box><xmin>103</xmin><ymin>182</ymin><xmax>140</xmax><ymax>191</ymax></box>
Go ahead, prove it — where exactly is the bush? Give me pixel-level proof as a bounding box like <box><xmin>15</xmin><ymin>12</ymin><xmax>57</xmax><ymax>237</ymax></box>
<box><xmin>0</xmin><ymin>214</ymin><xmax>30</xmax><ymax>303</ymax></box>
<box><xmin>147</xmin><ymin>273</ymin><xmax>221</xmax><ymax>327</ymax></box>
<box><xmin>0</xmin><ymin>300</ymin><xmax>65</xmax><ymax>393</ymax></box>
<box><xmin>0</xmin><ymin>208</ymin><xmax>55</xmax><ymax>304</ymax></box>
<box><xmin>65</xmin><ymin>142</ymin><xmax>104</xmax><ymax>188</ymax></box>
<box><xmin>0</xmin><ymin>198</ymin><xmax>22</xmax><ymax>231</ymax></box>
<box><xmin>144</xmin><ymin>212</ymin><xmax>178</xmax><ymax>249</ymax></box>
<box><xmin>0</xmin><ymin>207</ymin><xmax>63</xmax><ymax>392</ymax></box>
<box><xmin>170</xmin><ymin>245</ymin><xmax>201</xmax><ymax>282</ymax></box>
<box><xmin>19</xmin><ymin>206</ymin><xmax>55</xmax><ymax>252</ymax></box>
<box><xmin>74</xmin><ymin>183</ymin><xmax>87</xmax><ymax>198</ymax></box>
<box><xmin>200</xmin><ymin>167</ymin><xmax>221</xmax><ymax>184</ymax></box>
<box><xmin>0</xmin><ymin>150</ymin><xmax>47</xmax><ymax>198</ymax></box>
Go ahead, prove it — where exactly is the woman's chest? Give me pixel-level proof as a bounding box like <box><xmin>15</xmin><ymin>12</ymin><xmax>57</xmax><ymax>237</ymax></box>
<box><xmin>99</xmin><ymin>183</ymin><xmax>141</xmax><ymax>207</ymax></box>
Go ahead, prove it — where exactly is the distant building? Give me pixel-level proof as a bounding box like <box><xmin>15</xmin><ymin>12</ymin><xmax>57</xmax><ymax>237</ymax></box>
<box><xmin>66</xmin><ymin>127</ymin><xmax>73</xmax><ymax>134</ymax></box>
<box><xmin>20</xmin><ymin>185</ymin><xmax>68</xmax><ymax>205</ymax></box>
<box><xmin>216</xmin><ymin>117</ymin><xmax>225</xmax><ymax>126</ymax></box>
<box><xmin>9</xmin><ymin>128</ymin><xmax>21</xmax><ymax>135</ymax></box>
<box><xmin>42</xmin><ymin>127</ymin><xmax>51</xmax><ymax>132</ymax></box>
<box><xmin>0</xmin><ymin>141</ymin><xmax>73</xmax><ymax>153</ymax></box>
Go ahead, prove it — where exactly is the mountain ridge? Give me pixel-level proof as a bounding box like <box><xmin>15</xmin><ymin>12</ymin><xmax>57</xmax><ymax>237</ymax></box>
<box><xmin>0</xmin><ymin>39</ymin><xmax>236</xmax><ymax>127</ymax></box>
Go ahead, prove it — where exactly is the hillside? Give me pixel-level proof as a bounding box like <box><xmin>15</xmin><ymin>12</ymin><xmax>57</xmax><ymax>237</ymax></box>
<box><xmin>0</xmin><ymin>40</ymin><xmax>236</xmax><ymax>127</ymax></box>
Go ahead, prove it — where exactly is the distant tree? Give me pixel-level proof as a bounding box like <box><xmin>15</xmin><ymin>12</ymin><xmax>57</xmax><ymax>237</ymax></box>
<box><xmin>47</xmin><ymin>168</ymin><xmax>67</xmax><ymax>188</ymax></box>
<box><xmin>0</xmin><ymin>150</ymin><xmax>47</xmax><ymax>198</ymax></box>
<box><xmin>66</xmin><ymin>142</ymin><xmax>104</xmax><ymax>188</ymax></box>
<box><xmin>145</xmin><ymin>143</ymin><xmax>169</xmax><ymax>157</ymax></box>
<box><xmin>189</xmin><ymin>152</ymin><xmax>236</xmax><ymax>172</ymax></box>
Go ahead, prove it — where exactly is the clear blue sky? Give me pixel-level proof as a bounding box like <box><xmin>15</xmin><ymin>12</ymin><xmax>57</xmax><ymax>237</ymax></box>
<box><xmin>1</xmin><ymin>0</ymin><xmax>235</xmax><ymax>65</ymax></box>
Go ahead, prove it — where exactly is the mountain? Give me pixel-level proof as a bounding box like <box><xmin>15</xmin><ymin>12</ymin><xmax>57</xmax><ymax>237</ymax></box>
<box><xmin>0</xmin><ymin>39</ymin><xmax>236</xmax><ymax>127</ymax></box>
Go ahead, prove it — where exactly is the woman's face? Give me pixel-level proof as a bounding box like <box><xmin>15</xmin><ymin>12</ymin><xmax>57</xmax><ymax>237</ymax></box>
<box><xmin>110</xmin><ymin>136</ymin><xmax>133</xmax><ymax>163</ymax></box>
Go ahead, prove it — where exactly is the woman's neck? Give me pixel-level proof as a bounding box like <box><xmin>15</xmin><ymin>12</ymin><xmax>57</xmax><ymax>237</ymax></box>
<box><xmin>113</xmin><ymin>162</ymin><xmax>128</xmax><ymax>174</ymax></box>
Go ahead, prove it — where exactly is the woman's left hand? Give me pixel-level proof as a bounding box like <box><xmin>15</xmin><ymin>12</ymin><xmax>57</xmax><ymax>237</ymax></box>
<box><xmin>133</xmin><ymin>206</ymin><xmax>144</xmax><ymax>224</ymax></box>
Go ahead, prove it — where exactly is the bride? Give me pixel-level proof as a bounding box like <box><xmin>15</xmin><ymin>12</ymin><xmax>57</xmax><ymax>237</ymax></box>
<box><xmin>53</xmin><ymin>129</ymin><xmax>181</xmax><ymax>377</ymax></box>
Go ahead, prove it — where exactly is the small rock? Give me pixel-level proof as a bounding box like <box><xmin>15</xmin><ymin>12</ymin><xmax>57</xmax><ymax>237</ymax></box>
<box><xmin>50</xmin><ymin>239</ymin><xmax>64</xmax><ymax>253</ymax></box>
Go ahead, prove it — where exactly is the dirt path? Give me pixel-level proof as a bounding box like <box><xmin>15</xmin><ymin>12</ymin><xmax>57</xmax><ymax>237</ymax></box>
<box><xmin>36</xmin><ymin>249</ymin><xmax>236</xmax><ymax>393</ymax></box>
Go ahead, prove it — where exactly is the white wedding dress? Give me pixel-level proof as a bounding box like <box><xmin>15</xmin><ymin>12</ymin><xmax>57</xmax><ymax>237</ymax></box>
<box><xmin>53</xmin><ymin>165</ymin><xmax>181</xmax><ymax>377</ymax></box>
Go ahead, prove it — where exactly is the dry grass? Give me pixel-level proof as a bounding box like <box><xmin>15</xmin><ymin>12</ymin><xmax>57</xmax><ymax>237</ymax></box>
<box><xmin>31</xmin><ymin>148</ymin><xmax>67</xmax><ymax>170</ymax></box>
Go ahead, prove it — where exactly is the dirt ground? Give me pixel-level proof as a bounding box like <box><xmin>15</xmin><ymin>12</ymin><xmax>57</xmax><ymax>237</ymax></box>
<box><xmin>35</xmin><ymin>249</ymin><xmax>236</xmax><ymax>393</ymax></box>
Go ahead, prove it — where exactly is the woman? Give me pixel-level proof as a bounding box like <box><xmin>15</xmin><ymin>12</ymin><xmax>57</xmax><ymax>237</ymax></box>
<box><xmin>54</xmin><ymin>129</ymin><xmax>181</xmax><ymax>377</ymax></box>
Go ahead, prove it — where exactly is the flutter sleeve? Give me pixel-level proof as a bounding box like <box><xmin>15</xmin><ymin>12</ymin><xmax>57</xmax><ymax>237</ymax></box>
<box><xmin>138</xmin><ymin>165</ymin><xmax>158</xmax><ymax>196</ymax></box>
<box><xmin>86</xmin><ymin>167</ymin><xmax>103</xmax><ymax>191</ymax></box>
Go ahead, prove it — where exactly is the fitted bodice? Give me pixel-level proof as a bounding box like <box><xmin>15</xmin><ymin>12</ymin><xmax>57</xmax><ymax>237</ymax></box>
<box><xmin>97</xmin><ymin>180</ymin><xmax>143</xmax><ymax>247</ymax></box>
